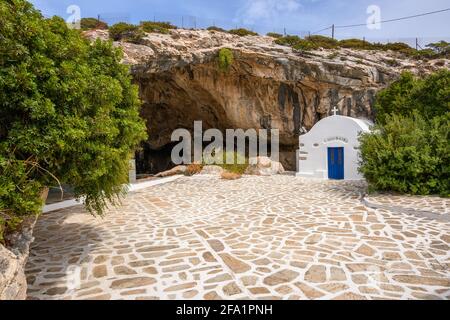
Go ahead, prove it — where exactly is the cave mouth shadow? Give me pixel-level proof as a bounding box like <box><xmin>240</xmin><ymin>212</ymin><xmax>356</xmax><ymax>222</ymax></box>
<box><xmin>136</xmin><ymin>142</ymin><xmax>178</xmax><ymax>175</ymax></box>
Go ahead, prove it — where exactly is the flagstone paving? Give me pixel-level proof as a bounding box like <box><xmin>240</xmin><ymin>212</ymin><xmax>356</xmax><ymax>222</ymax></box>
<box><xmin>25</xmin><ymin>175</ymin><xmax>450</xmax><ymax>300</ymax></box>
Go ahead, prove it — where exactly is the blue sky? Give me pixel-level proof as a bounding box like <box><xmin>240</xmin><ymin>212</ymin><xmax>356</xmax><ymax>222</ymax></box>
<box><xmin>31</xmin><ymin>0</ymin><xmax>450</xmax><ymax>40</ymax></box>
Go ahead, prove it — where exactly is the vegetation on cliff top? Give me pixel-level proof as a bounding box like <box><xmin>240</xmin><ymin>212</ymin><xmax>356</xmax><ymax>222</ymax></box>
<box><xmin>80</xmin><ymin>17</ymin><xmax>108</xmax><ymax>30</ymax></box>
<box><xmin>275</xmin><ymin>34</ymin><xmax>449</xmax><ymax>59</ymax></box>
<box><xmin>266</xmin><ymin>32</ymin><xmax>283</xmax><ymax>39</ymax></box>
<box><xmin>207</xmin><ymin>26</ymin><xmax>226</xmax><ymax>32</ymax></box>
<box><xmin>108</xmin><ymin>21</ymin><xmax>177</xmax><ymax>42</ymax></box>
<box><xmin>78</xmin><ymin>15</ymin><xmax>449</xmax><ymax>61</ymax></box>
<box><xmin>359</xmin><ymin>70</ymin><xmax>450</xmax><ymax>196</ymax></box>
<box><xmin>91</xmin><ymin>19</ymin><xmax>449</xmax><ymax>61</ymax></box>
<box><xmin>228</xmin><ymin>28</ymin><xmax>258</xmax><ymax>37</ymax></box>
<box><xmin>0</xmin><ymin>0</ymin><xmax>147</xmax><ymax>242</ymax></box>
<box><xmin>140</xmin><ymin>21</ymin><xmax>177</xmax><ymax>34</ymax></box>
<box><xmin>109</xmin><ymin>22</ymin><xmax>145</xmax><ymax>43</ymax></box>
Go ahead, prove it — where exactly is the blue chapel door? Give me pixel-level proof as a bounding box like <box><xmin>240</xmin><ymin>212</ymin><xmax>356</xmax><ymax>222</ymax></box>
<box><xmin>328</xmin><ymin>147</ymin><xmax>344</xmax><ymax>180</ymax></box>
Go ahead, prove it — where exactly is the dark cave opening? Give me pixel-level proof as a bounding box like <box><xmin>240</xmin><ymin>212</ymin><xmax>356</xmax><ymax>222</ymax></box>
<box><xmin>135</xmin><ymin>137</ymin><xmax>298</xmax><ymax>176</ymax></box>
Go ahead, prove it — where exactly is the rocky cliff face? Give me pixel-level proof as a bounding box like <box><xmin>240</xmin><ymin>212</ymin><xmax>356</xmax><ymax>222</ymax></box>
<box><xmin>86</xmin><ymin>29</ymin><xmax>448</xmax><ymax>171</ymax></box>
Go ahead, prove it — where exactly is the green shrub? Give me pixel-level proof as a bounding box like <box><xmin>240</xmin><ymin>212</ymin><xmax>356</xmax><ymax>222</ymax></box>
<box><xmin>228</xmin><ymin>28</ymin><xmax>258</xmax><ymax>37</ymax></box>
<box><xmin>383</xmin><ymin>42</ymin><xmax>412</xmax><ymax>52</ymax></box>
<box><xmin>339</xmin><ymin>38</ymin><xmax>372</xmax><ymax>50</ymax></box>
<box><xmin>218</xmin><ymin>151</ymin><xmax>248</xmax><ymax>174</ymax></box>
<box><xmin>293</xmin><ymin>39</ymin><xmax>319</xmax><ymax>51</ymax></box>
<box><xmin>359</xmin><ymin>113</ymin><xmax>449</xmax><ymax>196</ymax></box>
<box><xmin>274</xmin><ymin>34</ymin><xmax>447</xmax><ymax>58</ymax></box>
<box><xmin>408</xmin><ymin>69</ymin><xmax>450</xmax><ymax>117</ymax></box>
<box><xmin>150</xmin><ymin>21</ymin><xmax>176</xmax><ymax>29</ymax></box>
<box><xmin>374</xmin><ymin>70</ymin><xmax>450</xmax><ymax>124</ymax></box>
<box><xmin>202</xmin><ymin>150</ymin><xmax>248</xmax><ymax>174</ymax></box>
<box><xmin>382</xmin><ymin>43</ymin><xmax>415</xmax><ymax>56</ymax></box>
<box><xmin>339</xmin><ymin>39</ymin><xmax>397</xmax><ymax>51</ymax></box>
<box><xmin>373</xmin><ymin>72</ymin><xmax>417</xmax><ymax>124</ymax></box>
<box><xmin>0</xmin><ymin>157</ymin><xmax>43</xmax><ymax>242</ymax></box>
<box><xmin>277</xmin><ymin>35</ymin><xmax>349</xmax><ymax>50</ymax></box>
<box><xmin>221</xmin><ymin>154</ymin><xmax>248</xmax><ymax>174</ymax></box>
<box><xmin>410</xmin><ymin>49</ymin><xmax>437</xmax><ymax>60</ymax></box>
<box><xmin>360</xmin><ymin>69</ymin><xmax>450</xmax><ymax>196</ymax></box>
<box><xmin>207</xmin><ymin>26</ymin><xmax>226</xmax><ymax>32</ymax></box>
<box><xmin>266</xmin><ymin>32</ymin><xmax>283</xmax><ymax>38</ymax></box>
<box><xmin>218</xmin><ymin>48</ymin><xmax>234</xmax><ymax>72</ymax></box>
<box><xmin>80</xmin><ymin>17</ymin><xmax>108</xmax><ymax>30</ymax></box>
<box><xmin>306</xmin><ymin>35</ymin><xmax>338</xmax><ymax>49</ymax></box>
<box><xmin>426</xmin><ymin>41</ymin><xmax>450</xmax><ymax>57</ymax></box>
<box><xmin>140</xmin><ymin>21</ymin><xmax>176</xmax><ymax>34</ymax></box>
<box><xmin>275</xmin><ymin>35</ymin><xmax>302</xmax><ymax>46</ymax></box>
<box><xmin>109</xmin><ymin>22</ymin><xmax>145</xmax><ymax>43</ymax></box>
<box><xmin>0</xmin><ymin>0</ymin><xmax>147</xmax><ymax>240</ymax></box>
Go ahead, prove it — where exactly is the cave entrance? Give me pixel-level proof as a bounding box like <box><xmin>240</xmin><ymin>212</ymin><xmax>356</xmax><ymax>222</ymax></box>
<box><xmin>135</xmin><ymin>134</ymin><xmax>297</xmax><ymax>176</ymax></box>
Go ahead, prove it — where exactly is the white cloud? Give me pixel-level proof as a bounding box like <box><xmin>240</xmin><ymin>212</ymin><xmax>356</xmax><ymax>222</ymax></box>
<box><xmin>234</xmin><ymin>0</ymin><xmax>303</xmax><ymax>25</ymax></box>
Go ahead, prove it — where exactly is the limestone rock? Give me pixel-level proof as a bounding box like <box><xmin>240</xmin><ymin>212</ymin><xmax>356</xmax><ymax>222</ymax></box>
<box><xmin>0</xmin><ymin>216</ymin><xmax>37</xmax><ymax>300</ymax></box>
<box><xmin>155</xmin><ymin>165</ymin><xmax>187</xmax><ymax>177</ymax></box>
<box><xmin>245</xmin><ymin>157</ymin><xmax>285</xmax><ymax>176</ymax></box>
<box><xmin>0</xmin><ymin>245</ymin><xmax>27</xmax><ymax>300</ymax></box>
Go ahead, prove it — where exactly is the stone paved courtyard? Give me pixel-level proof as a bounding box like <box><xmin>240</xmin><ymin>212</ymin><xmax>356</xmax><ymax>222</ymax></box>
<box><xmin>25</xmin><ymin>175</ymin><xmax>450</xmax><ymax>300</ymax></box>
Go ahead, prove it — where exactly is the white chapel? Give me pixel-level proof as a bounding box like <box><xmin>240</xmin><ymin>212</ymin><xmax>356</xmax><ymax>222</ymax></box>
<box><xmin>296</xmin><ymin>108</ymin><xmax>373</xmax><ymax>180</ymax></box>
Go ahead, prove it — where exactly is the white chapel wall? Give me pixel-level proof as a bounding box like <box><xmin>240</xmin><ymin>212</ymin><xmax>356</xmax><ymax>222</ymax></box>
<box><xmin>297</xmin><ymin>116</ymin><xmax>371</xmax><ymax>180</ymax></box>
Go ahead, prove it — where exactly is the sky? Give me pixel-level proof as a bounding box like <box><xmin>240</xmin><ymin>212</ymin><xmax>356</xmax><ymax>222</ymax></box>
<box><xmin>30</xmin><ymin>0</ymin><xmax>450</xmax><ymax>41</ymax></box>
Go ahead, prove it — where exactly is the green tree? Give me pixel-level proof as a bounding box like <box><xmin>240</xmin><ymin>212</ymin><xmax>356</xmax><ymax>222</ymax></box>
<box><xmin>360</xmin><ymin>69</ymin><xmax>449</xmax><ymax>197</ymax></box>
<box><xmin>373</xmin><ymin>72</ymin><xmax>418</xmax><ymax>124</ymax></box>
<box><xmin>0</xmin><ymin>0</ymin><xmax>147</xmax><ymax>238</ymax></box>
<box><xmin>374</xmin><ymin>70</ymin><xmax>450</xmax><ymax>124</ymax></box>
<box><xmin>359</xmin><ymin>113</ymin><xmax>449</xmax><ymax>196</ymax></box>
<box><xmin>426</xmin><ymin>40</ymin><xmax>450</xmax><ymax>56</ymax></box>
